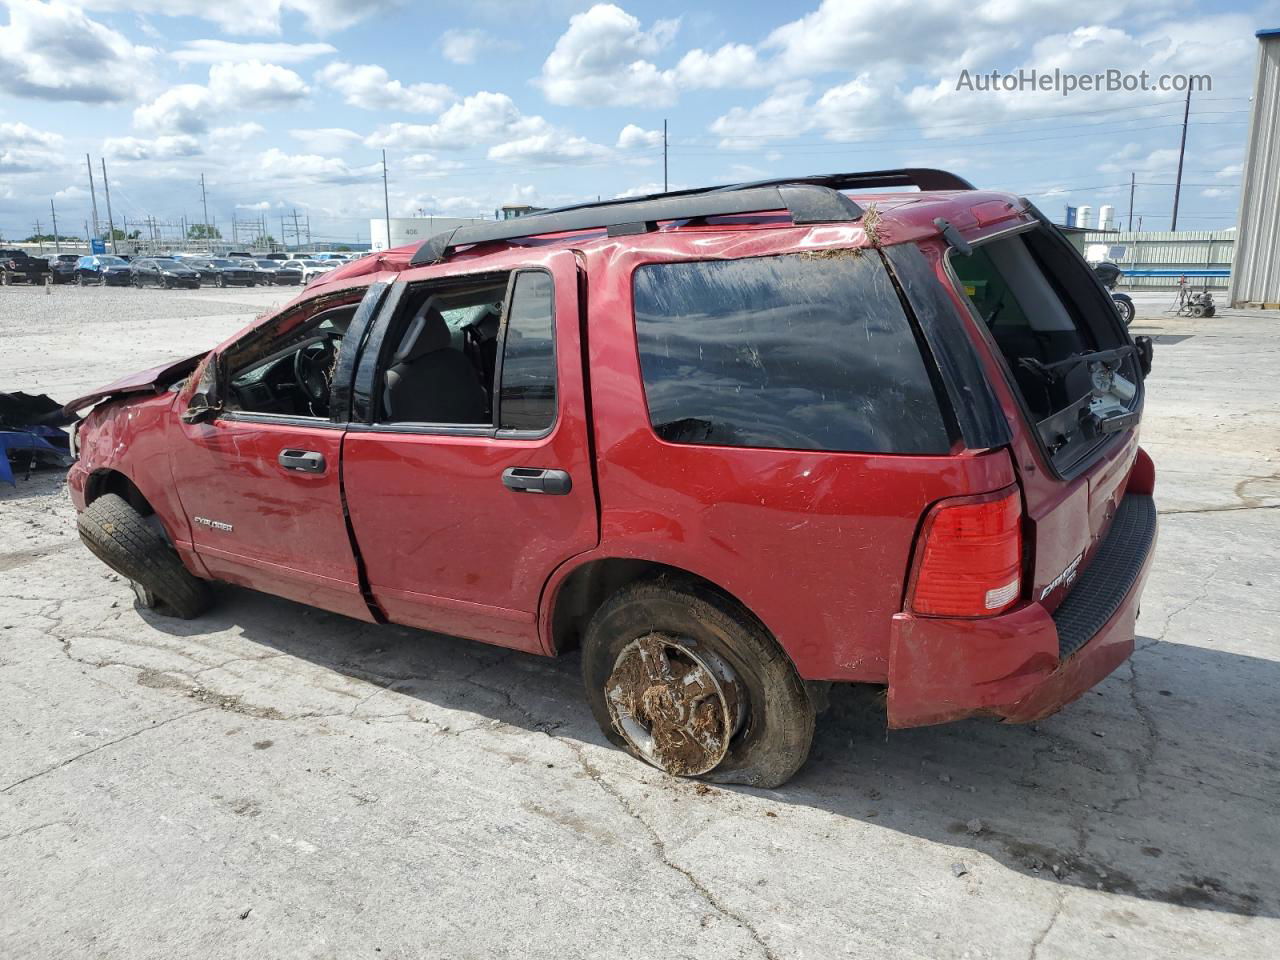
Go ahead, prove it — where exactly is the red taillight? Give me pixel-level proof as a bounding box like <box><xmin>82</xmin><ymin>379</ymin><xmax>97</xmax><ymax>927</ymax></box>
<box><xmin>908</xmin><ymin>486</ymin><xmax>1023</xmax><ymax>618</ymax></box>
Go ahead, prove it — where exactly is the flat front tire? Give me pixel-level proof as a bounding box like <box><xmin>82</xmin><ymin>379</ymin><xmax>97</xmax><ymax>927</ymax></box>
<box><xmin>77</xmin><ymin>493</ymin><xmax>213</xmax><ymax>619</ymax></box>
<box><xmin>581</xmin><ymin>579</ymin><xmax>815</xmax><ymax>788</ymax></box>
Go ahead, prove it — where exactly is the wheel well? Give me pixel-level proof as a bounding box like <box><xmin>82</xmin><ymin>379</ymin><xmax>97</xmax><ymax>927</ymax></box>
<box><xmin>549</xmin><ymin>558</ymin><xmax>765</xmax><ymax>655</ymax></box>
<box><xmin>86</xmin><ymin>469</ymin><xmax>154</xmax><ymax>516</ymax></box>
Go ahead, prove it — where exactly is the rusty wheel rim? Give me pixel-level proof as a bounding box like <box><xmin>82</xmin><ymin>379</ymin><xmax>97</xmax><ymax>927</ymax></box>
<box><xmin>605</xmin><ymin>633</ymin><xmax>744</xmax><ymax>777</ymax></box>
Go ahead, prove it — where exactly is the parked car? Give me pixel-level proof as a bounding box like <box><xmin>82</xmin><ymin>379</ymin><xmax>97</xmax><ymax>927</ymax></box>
<box><xmin>46</xmin><ymin>253</ymin><xmax>81</xmax><ymax>284</ymax></box>
<box><xmin>186</xmin><ymin>258</ymin><xmax>259</xmax><ymax>287</ymax></box>
<box><xmin>64</xmin><ymin>169</ymin><xmax>1157</xmax><ymax>788</ymax></box>
<box><xmin>130</xmin><ymin>257</ymin><xmax>200</xmax><ymax>289</ymax></box>
<box><xmin>0</xmin><ymin>249</ymin><xmax>51</xmax><ymax>285</ymax></box>
<box><xmin>280</xmin><ymin>259</ymin><xmax>337</xmax><ymax>284</ymax></box>
<box><xmin>75</xmin><ymin>255</ymin><xmax>133</xmax><ymax>286</ymax></box>
<box><xmin>250</xmin><ymin>259</ymin><xmax>301</xmax><ymax>285</ymax></box>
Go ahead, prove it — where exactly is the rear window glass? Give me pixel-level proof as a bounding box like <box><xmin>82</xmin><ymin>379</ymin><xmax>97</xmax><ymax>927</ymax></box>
<box><xmin>632</xmin><ymin>252</ymin><xmax>949</xmax><ymax>454</ymax></box>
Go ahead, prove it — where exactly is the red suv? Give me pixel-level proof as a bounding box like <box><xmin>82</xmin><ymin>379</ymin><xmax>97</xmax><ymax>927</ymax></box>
<box><xmin>66</xmin><ymin>170</ymin><xmax>1157</xmax><ymax>787</ymax></box>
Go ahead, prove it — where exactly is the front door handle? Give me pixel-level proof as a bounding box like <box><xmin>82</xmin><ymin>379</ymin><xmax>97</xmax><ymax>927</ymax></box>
<box><xmin>502</xmin><ymin>467</ymin><xmax>572</xmax><ymax>495</ymax></box>
<box><xmin>278</xmin><ymin>449</ymin><xmax>326</xmax><ymax>473</ymax></box>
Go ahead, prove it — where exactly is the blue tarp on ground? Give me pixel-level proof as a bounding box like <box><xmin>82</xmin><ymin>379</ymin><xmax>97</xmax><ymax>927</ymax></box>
<box><xmin>0</xmin><ymin>426</ymin><xmax>70</xmax><ymax>485</ymax></box>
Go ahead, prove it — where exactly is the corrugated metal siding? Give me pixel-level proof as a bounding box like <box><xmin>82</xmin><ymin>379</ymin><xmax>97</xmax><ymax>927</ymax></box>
<box><xmin>1082</xmin><ymin>230</ymin><xmax>1235</xmax><ymax>288</ymax></box>
<box><xmin>1229</xmin><ymin>33</ymin><xmax>1280</xmax><ymax>306</ymax></box>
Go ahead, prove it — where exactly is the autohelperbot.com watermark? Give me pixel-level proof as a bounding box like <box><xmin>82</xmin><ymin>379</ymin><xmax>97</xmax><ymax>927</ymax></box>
<box><xmin>956</xmin><ymin>68</ymin><xmax>1212</xmax><ymax>96</ymax></box>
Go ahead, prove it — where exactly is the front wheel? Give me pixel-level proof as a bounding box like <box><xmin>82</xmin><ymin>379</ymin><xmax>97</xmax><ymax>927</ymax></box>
<box><xmin>77</xmin><ymin>494</ymin><xmax>213</xmax><ymax>619</ymax></box>
<box><xmin>581</xmin><ymin>579</ymin><xmax>815</xmax><ymax>787</ymax></box>
<box><xmin>1112</xmin><ymin>293</ymin><xmax>1135</xmax><ymax>326</ymax></box>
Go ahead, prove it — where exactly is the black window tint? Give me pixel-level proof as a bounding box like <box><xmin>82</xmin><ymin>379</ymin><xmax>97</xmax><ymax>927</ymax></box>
<box><xmin>498</xmin><ymin>271</ymin><xmax>556</xmax><ymax>431</ymax></box>
<box><xmin>633</xmin><ymin>253</ymin><xmax>949</xmax><ymax>454</ymax></box>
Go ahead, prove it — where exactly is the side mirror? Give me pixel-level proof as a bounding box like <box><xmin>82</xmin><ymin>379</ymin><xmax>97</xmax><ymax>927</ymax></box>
<box><xmin>1134</xmin><ymin>335</ymin><xmax>1154</xmax><ymax>378</ymax></box>
<box><xmin>181</xmin><ymin>354</ymin><xmax>222</xmax><ymax>424</ymax></box>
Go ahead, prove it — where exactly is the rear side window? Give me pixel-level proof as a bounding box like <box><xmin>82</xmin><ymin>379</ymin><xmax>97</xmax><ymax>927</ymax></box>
<box><xmin>498</xmin><ymin>271</ymin><xmax>556</xmax><ymax>431</ymax></box>
<box><xmin>633</xmin><ymin>252</ymin><xmax>949</xmax><ymax>454</ymax></box>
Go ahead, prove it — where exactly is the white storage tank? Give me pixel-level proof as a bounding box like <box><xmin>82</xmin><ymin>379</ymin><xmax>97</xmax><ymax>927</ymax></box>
<box><xmin>1099</xmin><ymin>205</ymin><xmax>1115</xmax><ymax>231</ymax></box>
<box><xmin>1076</xmin><ymin>206</ymin><xmax>1092</xmax><ymax>229</ymax></box>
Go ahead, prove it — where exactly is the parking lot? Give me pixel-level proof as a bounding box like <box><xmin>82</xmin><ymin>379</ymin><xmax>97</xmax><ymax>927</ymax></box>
<box><xmin>2</xmin><ymin>285</ymin><xmax>1278</xmax><ymax>959</ymax></box>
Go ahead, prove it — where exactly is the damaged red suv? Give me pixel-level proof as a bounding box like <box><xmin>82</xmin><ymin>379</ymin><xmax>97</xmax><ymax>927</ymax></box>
<box><xmin>67</xmin><ymin>170</ymin><xmax>1157</xmax><ymax>787</ymax></box>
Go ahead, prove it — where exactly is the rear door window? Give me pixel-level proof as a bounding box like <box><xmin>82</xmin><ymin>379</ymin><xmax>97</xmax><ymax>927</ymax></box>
<box><xmin>632</xmin><ymin>252</ymin><xmax>949</xmax><ymax>454</ymax></box>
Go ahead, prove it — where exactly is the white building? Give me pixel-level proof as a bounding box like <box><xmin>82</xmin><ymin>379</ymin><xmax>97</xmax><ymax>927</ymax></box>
<box><xmin>369</xmin><ymin>217</ymin><xmax>489</xmax><ymax>252</ymax></box>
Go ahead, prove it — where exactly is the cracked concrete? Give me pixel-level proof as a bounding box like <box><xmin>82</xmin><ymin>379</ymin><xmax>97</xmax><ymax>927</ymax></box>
<box><xmin>2</xmin><ymin>290</ymin><xmax>1279</xmax><ymax>958</ymax></box>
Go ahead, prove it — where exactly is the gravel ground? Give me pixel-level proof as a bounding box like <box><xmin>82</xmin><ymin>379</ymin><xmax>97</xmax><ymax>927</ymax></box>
<box><xmin>1</xmin><ymin>284</ymin><xmax>296</xmax><ymax>400</ymax></box>
<box><xmin>1</xmin><ymin>289</ymin><xmax>1278</xmax><ymax>959</ymax></box>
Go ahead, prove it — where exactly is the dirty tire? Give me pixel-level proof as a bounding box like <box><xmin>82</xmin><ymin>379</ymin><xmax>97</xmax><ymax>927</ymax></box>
<box><xmin>77</xmin><ymin>493</ymin><xmax>212</xmax><ymax>619</ymax></box>
<box><xmin>582</xmin><ymin>579</ymin><xmax>815</xmax><ymax>788</ymax></box>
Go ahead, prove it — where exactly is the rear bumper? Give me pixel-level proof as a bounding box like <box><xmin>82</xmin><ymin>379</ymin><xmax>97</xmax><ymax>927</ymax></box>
<box><xmin>887</xmin><ymin>494</ymin><xmax>1157</xmax><ymax>728</ymax></box>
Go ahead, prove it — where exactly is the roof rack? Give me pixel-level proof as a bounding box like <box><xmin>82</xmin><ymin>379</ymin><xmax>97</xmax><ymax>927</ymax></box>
<box><xmin>410</xmin><ymin>167</ymin><xmax>973</xmax><ymax>266</ymax></box>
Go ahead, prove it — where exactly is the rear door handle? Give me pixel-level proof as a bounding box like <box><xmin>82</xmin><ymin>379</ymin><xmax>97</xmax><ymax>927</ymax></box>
<box><xmin>502</xmin><ymin>467</ymin><xmax>572</xmax><ymax>495</ymax></box>
<box><xmin>278</xmin><ymin>449</ymin><xmax>326</xmax><ymax>473</ymax></box>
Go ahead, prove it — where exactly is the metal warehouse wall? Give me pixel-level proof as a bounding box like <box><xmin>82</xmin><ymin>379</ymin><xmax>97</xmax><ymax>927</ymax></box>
<box><xmin>1228</xmin><ymin>29</ymin><xmax>1280</xmax><ymax>308</ymax></box>
<box><xmin>1083</xmin><ymin>230</ymin><xmax>1235</xmax><ymax>290</ymax></box>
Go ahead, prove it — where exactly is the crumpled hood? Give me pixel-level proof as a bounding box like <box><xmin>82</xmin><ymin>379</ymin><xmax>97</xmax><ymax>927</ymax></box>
<box><xmin>62</xmin><ymin>352</ymin><xmax>207</xmax><ymax>416</ymax></box>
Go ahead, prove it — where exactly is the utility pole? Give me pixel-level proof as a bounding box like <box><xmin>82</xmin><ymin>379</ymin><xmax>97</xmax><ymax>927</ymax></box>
<box><xmin>1127</xmin><ymin>172</ymin><xmax>1135</xmax><ymax>234</ymax></box>
<box><xmin>199</xmin><ymin>173</ymin><xmax>212</xmax><ymax>251</ymax></box>
<box><xmin>1171</xmin><ymin>86</ymin><xmax>1191</xmax><ymax>231</ymax></box>
<box><xmin>381</xmin><ymin>149</ymin><xmax>391</xmax><ymax>249</ymax></box>
<box><xmin>281</xmin><ymin>216</ymin><xmax>287</xmax><ymax>252</ymax></box>
<box><xmin>100</xmin><ymin>158</ymin><xmax>117</xmax><ymax>255</ymax></box>
<box><xmin>291</xmin><ymin>209</ymin><xmax>301</xmax><ymax>253</ymax></box>
<box><xmin>34</xmin><ymin>219</ymin><xmax>43</xmax><ymax>253</ymax></box>
<box><xmin>50</xmin><ymin>200</ymin><xmax>60</xmax><ymax>254</ymax></box>
<box><xmin>662</xmin><ymin>119</ymin><xmax>668</xmax><ymax>193</ymax></box>
<box><xmin>85</xmin><ymin>154</ymin><xmax>100</xmax><ymax>243</ymax></box>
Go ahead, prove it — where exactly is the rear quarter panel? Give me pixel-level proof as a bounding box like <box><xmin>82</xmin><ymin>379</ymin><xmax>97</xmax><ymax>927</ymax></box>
<box><xmin>576</xmin><ymin>233</ymin><xmax>1018</xmax><ymax>682</ymax></box>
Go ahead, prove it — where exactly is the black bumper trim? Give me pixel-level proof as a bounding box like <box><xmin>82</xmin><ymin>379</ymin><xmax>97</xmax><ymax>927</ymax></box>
<box><xmin>1052</xmin><ymin>494</ymin><xmax>1156</xmax><ymax>659</ymax></box>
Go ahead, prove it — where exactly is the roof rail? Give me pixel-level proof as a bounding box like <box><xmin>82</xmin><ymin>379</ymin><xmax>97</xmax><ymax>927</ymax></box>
<box><xmin>408</xmin><ymin>167</ymin><xmax>973</xmax><ymax>265</ymax></box>
<box><xmin>410</xmin><ymin>182</ymin><xmax>863</xmax><ymax>266</ymax></box>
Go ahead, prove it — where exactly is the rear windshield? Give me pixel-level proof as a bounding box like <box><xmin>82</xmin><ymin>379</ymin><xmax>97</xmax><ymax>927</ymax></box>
<box><xmin>633</xmin><ymin>252</ymin><xmax>949</xmax><ymax>454</ymax></box>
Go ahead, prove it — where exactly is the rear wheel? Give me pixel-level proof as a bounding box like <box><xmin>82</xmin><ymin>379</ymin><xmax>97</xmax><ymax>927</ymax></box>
<box><xmin>77</xmin><ymin>493</ymin><xmax>213</xmax><ymax>619</ymax></box>
<box><xmin>1111</xmin><ymin>293</ymin><xmax>1135</xmax><ymax>326</ymax></box>
<box><xmin>581</xmin><ymin>579</ymin><xmax>815</xmax><ymax>787</ymax></box>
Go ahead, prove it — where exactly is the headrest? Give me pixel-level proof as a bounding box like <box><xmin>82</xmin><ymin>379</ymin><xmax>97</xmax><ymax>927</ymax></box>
<box><xmin>392</xmin><ymin>296</ymin><xmax>451</xmax><ymax>365</ymax></box>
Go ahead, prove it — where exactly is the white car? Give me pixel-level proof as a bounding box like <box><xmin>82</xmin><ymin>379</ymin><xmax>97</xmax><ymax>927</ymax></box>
<box><xmin>280</xmin><ymin>259</ymin><xmax>338</xmax><ymax>284</ymax></box>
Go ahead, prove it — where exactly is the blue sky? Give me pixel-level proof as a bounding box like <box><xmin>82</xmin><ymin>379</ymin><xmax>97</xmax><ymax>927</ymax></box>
<box><xmin>1</xmin><ymin>0</ymin><xmax>1275</xmax><ymax>245</ymax></box>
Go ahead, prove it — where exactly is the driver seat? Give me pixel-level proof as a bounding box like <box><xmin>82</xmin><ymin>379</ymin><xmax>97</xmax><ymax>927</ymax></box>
<box><xmin>383</xmin><ymin>298</ymin><xmax>489</xmax><ymax>423</ymax></box>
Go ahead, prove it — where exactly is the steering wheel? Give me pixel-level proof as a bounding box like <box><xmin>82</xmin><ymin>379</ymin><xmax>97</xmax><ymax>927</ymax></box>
<box><xmin>294</xmin><ymin>338</ymin><xmax>337</xmax><ymax>409</ymax></box>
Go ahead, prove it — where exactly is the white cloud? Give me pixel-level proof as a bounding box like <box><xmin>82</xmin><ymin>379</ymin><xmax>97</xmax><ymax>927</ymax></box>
<box><xmin>134</xmin><ymin>84</ymin><xmax>215</xmax><ymax>135</ymax></box>
<box><xmin>290</xmin><ymin>127</ymin><xmax>364</xmax><ymax>154</ymax></box>
<box><xmin>253</xmin><ymin>147</ymin><xmax>372</xmax><ymax>184</ymax></box>
<box><xmin>710</xmin><ymin>82</ymin><xmax>814</xmax><ymax>148</ymax></box>
<box><xmin>173</xmin><ymin>40</ymin><xmax>337</xmax><ymax>65</ymax></box>
<box><xmin>317</xmin><ymin>62</ymin><xmax>454</xmax><ymax>113</ymax></box>
<box><xmin>0</xmin><ymin>0</ymin><xmax>156</xmax><ymax>103</ymax></box>
<box><xmin>538</xmin><ymin>3</ymin><xmax>680</xmax><ymax>107</ymax></box>
<box><xmin>440</xmin><ymin>29</ymin><xmax>488</xmax><ymax>65</ymax></box>
<box><xmin>80</xmin><ymin>0</ymin><xmax>404</xmax><ymax>37</ymax></box>
<box><xmin>672</xmin><ymin>43</ymin><xmax>765</xmax><ymax>90</ymax></box>
<box><xmin>103</xmin><ymin>134</ymin><xmax>202</xmax><ymax>160</ymax></box>
<box><xmin>488</xmin><ymin>133</ymin><xmax>612</xmax><ymax>165</ymax></box>
<box><xmin>209</xmin><ymin>60</ymin><xmax>309</xmax><ymax>104</ymax></box>
<box><xmin>616</xmin><ymin>124</ymin><xmax>662</xmax><ymax>149</ymax></box>
<box><xmin>212</xmin><ymin>122</ymin><xmax>266</xmax><ymax>142</ymax></box>
<box><xmin>366</xmin><ymin>91</ymin><xmax>548</xmax><ymax>150</ymax></box>
<box><xmin>0</xmin><ymin>121</ymin><xmax>65</xmax><ymax>172</ymax></box>
<box><xmin>134</xmin><ymin>62</ymin><xmax>308</xmax><ymax>136</ymax></box>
